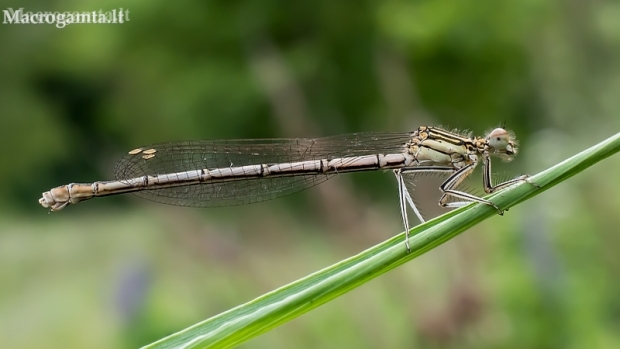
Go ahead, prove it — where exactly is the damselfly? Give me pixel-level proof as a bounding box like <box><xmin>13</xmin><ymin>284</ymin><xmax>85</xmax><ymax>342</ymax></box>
<box><xmin>39</xmin><ymin>126</ymin><xmax>530</xmax><ymax>251</ymax></box>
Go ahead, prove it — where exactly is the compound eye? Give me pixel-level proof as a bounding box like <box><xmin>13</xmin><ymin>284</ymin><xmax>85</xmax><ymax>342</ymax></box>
<box><xmin>487</xmin><ymin>128</ymin><xmax>510</xmax><ymax>151</ymax></box>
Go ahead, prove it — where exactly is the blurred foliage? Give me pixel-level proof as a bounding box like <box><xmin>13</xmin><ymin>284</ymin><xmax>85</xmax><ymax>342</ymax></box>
<box><xmin>1</xmin><ymin>0</ymin><xmax>619</xmax><ymax>348</ymax></box>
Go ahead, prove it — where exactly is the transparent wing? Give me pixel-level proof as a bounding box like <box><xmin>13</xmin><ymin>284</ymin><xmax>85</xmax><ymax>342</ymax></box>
<box><xmin>113</xmin><ymin>132</ymin><xmax>413</xmax><ymax>207</ymax></box>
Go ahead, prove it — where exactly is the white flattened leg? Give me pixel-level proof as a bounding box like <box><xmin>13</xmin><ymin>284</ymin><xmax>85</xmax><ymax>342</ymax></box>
<box><xmin>394</xmin><ymin>169</ymin><xmax>412</xmax><ymax>252</ymax></box>
<box><xmin>394</xmin><ymin>167</ymin><xmax>460</xmax><ymax>251</ymax></box>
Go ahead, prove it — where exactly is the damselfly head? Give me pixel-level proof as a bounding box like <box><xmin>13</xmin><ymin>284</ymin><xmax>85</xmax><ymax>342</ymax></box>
<box><xmin>485</xmin><ymin>128</ymin><xmax>518</xmax><ymax>161</ymax></box>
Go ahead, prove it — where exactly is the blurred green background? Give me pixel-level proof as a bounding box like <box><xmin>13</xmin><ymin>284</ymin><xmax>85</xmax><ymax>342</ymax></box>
<box><xmin>2</xmin><ymin>1</ymin><xmax>620</xmax><ymax>348</ymax></box>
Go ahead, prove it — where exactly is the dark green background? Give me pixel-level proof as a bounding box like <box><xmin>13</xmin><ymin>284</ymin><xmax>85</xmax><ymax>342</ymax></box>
<box><xmin>1</xmin><ymin>1</ymin><xmax>619</xmax><ymax>348</ymax></box>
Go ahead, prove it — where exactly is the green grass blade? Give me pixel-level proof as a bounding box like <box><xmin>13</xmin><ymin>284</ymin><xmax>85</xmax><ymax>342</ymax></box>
<box><xmin>143</xmin><ymin>132</ymin><xmax>620</xmax><ymax>349</ymax></box>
